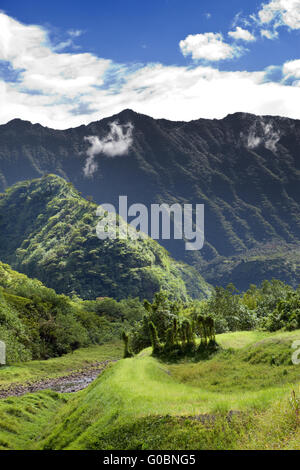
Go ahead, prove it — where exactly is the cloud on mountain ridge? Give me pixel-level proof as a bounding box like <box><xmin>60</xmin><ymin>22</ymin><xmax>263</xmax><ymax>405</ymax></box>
<box><xmin>83</xmin><ymin>121</ymin><xmax>133</xmax><ymax>177</ymax></box>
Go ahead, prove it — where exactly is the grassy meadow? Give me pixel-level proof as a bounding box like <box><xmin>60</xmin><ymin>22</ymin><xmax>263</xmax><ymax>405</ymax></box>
<box><xmin>0</xmin><ymin>329</ymin><xmax>299</xmax><ymax>450</ymax></box>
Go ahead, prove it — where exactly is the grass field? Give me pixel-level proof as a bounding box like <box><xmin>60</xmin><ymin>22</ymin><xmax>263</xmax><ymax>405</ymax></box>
<box><xmin>0</xmin><ymin>330</ymin><xmax>300</xmax><ymax>450</ymax></box>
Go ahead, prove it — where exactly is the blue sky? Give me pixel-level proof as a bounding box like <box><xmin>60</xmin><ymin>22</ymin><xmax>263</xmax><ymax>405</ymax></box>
<box><xmin>1</xmin><ymin>0</ymin><xmax>300</xmax><ymax>128</ymax></box>
<box><xmin>3</xmin><ymin>0</ymin><xmax>298</xmax><ymax>69</ymax></box>
<box><xmin>0</xmin><ymin>1</ymin><xmax>255</xmax><ymax>64</ymax></box>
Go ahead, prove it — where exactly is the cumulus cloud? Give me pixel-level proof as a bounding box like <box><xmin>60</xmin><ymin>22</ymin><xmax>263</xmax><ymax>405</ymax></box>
<box><xmin>258</xmin><ymin>0</ymin><xmax>300</xmax><ymax>30</ymax></box>
<box><xmin>116</xmin><ymin>64</ymin><xmax>300</xmax><ymax>122</ymax></box>
<box><xmin>83</xmin><ymin>122</ymin><xmax>133</xmax><ymax>177</ymax></box>
<box><xmin>231</xmin><ymin>1</ymin><xmax>300</xmax><ymax>41</ymax></box>
<box><xmin>228</xmin><ymin>27</ymin><xmax>256</xmax><ymax>42</ymax></box>
<box><xmin>0</xmin><ymin>12</ymin><xmax>111</xmax><ymax>113</ymax></box>
<box><xmin>283</xmin><ymin>59</ymin><xmax>300</xmax><ymax>81</ymax></box>
<box><xmin>179</xmin><ymin>32</ymin><xmax>241</xmax><ymax>62</ymax></box>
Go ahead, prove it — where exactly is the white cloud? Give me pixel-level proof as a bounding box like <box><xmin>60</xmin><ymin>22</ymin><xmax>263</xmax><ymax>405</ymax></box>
<box><xmin>243</xmin><ymin>118</ymin><xmax>281</xmax><ymax>151</ymax></box>
<box><xmin>68</xmin><ymin>29</ymin><xmax>83</xmax><ymax>38</ymax></box>
<box><xmin>258</xmin><ymin>0</ymin><xmax>300</xmax><ymax>30</ymax></box>
<box><xmin>0</xmin><ymin>13</ymin><xmax>111</xmax><ymax>99</ymax></box>
<box><xmin>260</xmin><ymin>29</ymin><xmax>279</xmax><ymax>39</ymax></box>
<box><xmin>228</xmin><ymin>27</ymin><xmax>256</xmax><ymax>42</ymax></box>
<box><xmin>282</xmin><ymin>59</ymin><xmax>300</xmax><ymax>86</ymax></box>
<box><xmin>83</xmin><ymin>137</ymin><xmax>99</xmax><ymax>177</ymax></box>
<box><xmin>262</xmin><ymin>122</ymin><xmax>281</xmax><ymax>150</ymax></box>
<box><xmin>246</xmin><ymin>128</ymin><xmax>262</xmax><ymax>149</ymax></box>
<box><xmin>179</xmin><ymin>32</ymin><xmax>241</xmax><ymax>61</ymax></box>
<box><xmin>53</xmin><ymin>39</ymin><xmax>75</xmax><ymax>51</ymax></box>
<box><xmin>52</xmin><ymin>29</ymin><xmax>84</xmax><ymax>51</ymax></box>
<box><xmin>115</xmin><ymin>64</ymin><xmax>300</xmax><ymax>122</ymax></box>
<box><xmin>283</xmin><ymin>59</ymin><xmax>300</xmax><ymax>78</ymax></box>
<box><xmin>84</xmin><ymin>122</ymin><xmax>133</xmax><ymax>177</ymax></box>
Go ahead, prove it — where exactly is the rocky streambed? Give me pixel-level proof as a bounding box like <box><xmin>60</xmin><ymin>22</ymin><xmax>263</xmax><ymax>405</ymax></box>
<box><xmin>0</xmin><ymin>360</ymin><xmax>116</xmax><ymax>399</ymax></box>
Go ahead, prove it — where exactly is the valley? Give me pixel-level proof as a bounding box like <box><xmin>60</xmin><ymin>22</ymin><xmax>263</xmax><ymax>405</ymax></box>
<box><xmin>0</xmin><ymin>111</ymin><xmax>300</xmax><ymax>452</ymax></box>
<box><xmin>2</xmin><ymin>0</ymin><xmax>300</xmax><ymax>454</ymax></box>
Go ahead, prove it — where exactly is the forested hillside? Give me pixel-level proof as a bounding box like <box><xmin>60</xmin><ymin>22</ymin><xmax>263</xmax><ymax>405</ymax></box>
<box><xmin>0</xmin><ymin>261</ymin><xmax>124</xmax><ymax>362</ymax></box>
<box><xmin>0</xmin><ymin>175</ymin><xmax>210</xmax><ymax>300</ymax></box>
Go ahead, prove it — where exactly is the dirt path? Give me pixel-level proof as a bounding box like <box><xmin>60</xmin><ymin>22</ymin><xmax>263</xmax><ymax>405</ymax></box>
<box><xmin>0</xmin><ymin>360</ymin><xmax>116</xmax><ymax>399</ymax></box>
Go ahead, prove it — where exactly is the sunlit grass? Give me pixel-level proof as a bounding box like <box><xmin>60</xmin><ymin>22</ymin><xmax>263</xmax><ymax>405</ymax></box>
<box><xmin>215</xmin><ymin>330</ymin><xmax>269</xmax><ymax>349</ymax></box>
<box><xmin>94</xmin><ymin>356</ymin><xmax>293</xmax><ymax>416</ymax></box>
<box><xmin>40</xmin><ymin>340</ymin><xmax>300</xmax><ymax>449</ymax></box>
<box><xmin>0</xmin><ymin>391</ymin><xmax>69</xmax><ymax>450</ymax></box>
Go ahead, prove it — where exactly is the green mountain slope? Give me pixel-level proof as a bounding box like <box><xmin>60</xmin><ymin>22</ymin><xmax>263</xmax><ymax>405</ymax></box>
<box><xmin>202</xmin><ymin>244</ymin><xmax>300</xmax><ymax>289</ymax></box>
<box><xmin>0</xmin><ymin>110</ymin><xmax>300</xmax><ymax>289</ymax></box>
<box><xmin>0</xmin><ymin>175</ymin><xmax>210</xmax><ymax>300</ymax></box>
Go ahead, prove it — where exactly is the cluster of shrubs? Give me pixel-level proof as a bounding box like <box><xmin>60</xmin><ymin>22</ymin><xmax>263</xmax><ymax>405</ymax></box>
<box><xmin>264</xmin><ymin>291</ymin><xmax>300</xmax><ymax>332</ymax></box>
<box><xmin>122</xmin><ymin>292</ymin><xmax>218</xmax><ymax>360</ymax></box>
<box><xmin>123</xmin><ymin>280</ymin><xmax>300</xmax><ymax>360</ymax></box>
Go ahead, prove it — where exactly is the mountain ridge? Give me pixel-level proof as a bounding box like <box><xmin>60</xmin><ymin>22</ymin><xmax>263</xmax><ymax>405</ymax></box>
<box><xmin>2</xmin><ymin>109</ymin><xmax>299</xmax><ymax>132</ymax></box>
